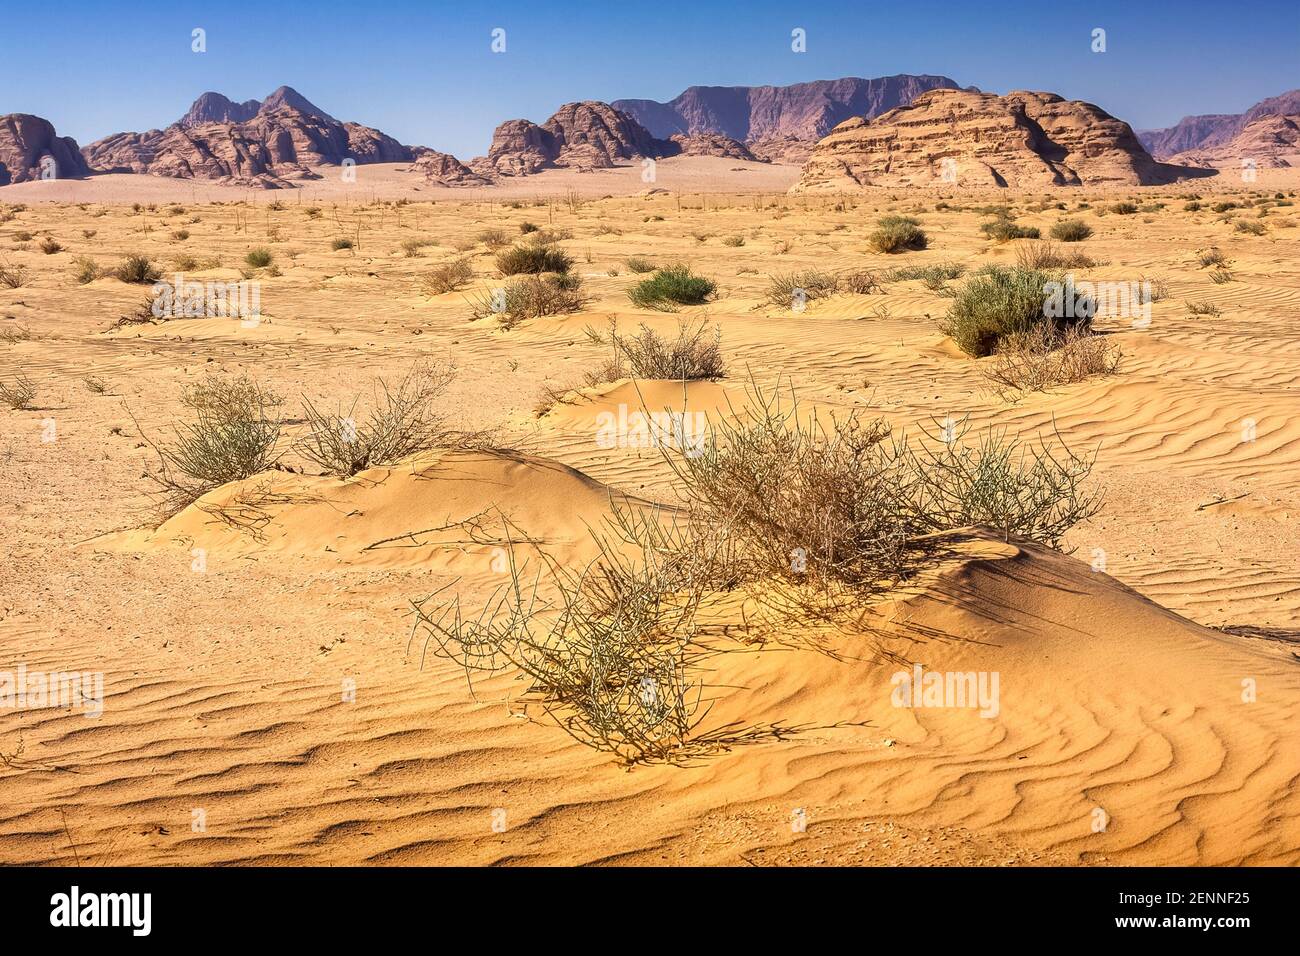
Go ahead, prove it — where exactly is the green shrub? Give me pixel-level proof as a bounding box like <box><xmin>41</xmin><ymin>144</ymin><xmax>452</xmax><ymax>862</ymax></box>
<box><xmin>940</xmin><ymin>265</ymin><xmax>1092</xmax><ymax>357</ymax></box>
<box><xmin>627</xmin><ymin>265</ymin><xmax>716</xmax><ymax>310</ymax></box>
<box><xmin>1049</xmin><ymin>219</ymin><xmax>1093</xmax><ymax>242</ymax></box>
<box><xmin>244</xmin><ymin>247</ymin><xmax>274</xmax><ymax>268</ymax></box>
<box><xmin>981</xmin><ymin>220</ymin><xmax>1041</xmax><ymax>242</ymax></box>
<box><xmin>113</xmin><ymin>254</ymin><xmax>161</xmax><ymax>284</ymax></box>
<box><xmin>624</xmin><ymin>256</ymin><xmax>657</xmax><ymax>273</ymax></box>
<box><xmin>496</xmin><ymin>242</ymin><xmax>573</xmax><ymax>276</ymax></box>
<box><xmin>1109</xmin><ymin>202</ymin><xmax>1139</xmax><ymax>215</ymax></box>
<box><xmin>867</xmin><ymin>215</ymin><xmax>928</xmax><ymax>253</ymax></box>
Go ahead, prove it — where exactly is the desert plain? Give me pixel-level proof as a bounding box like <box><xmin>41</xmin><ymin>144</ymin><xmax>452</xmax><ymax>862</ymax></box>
<box><xmin>1</xmin><ymin>158</ymin><xmax>1299</xmax><ymax>866</ymax></box>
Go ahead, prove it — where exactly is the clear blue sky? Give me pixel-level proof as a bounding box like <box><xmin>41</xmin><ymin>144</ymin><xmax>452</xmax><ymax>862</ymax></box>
<box><xmin>2</xmin><ymin>0</ymin><xmax>1296</xmax><ymax>157</ymax></box>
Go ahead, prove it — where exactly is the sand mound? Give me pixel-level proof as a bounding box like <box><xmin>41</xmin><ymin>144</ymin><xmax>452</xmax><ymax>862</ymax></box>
<box><xmin>105</xmin><ymin>448</ymin><xmax>641</xmax><ymax>571</ymax></box>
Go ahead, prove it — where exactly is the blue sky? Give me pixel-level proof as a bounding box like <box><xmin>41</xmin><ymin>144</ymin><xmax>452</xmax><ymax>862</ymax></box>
<box><xmin>2</xmin><ymin>0</ymin><xmax>1296</xmax><ymax>157</ymax></box>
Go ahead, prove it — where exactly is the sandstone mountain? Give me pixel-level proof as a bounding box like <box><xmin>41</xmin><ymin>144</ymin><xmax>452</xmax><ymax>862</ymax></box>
<box><xmin>0</xmin><ymin>114</ymin><xmax>91</xmax><ymax>184</ymax></box>
<box><xmin>794</xmin><ymin>88</ymin><xmax>1197</xmax><ymax>191</ymax></box>
<box><xmin>82</xmin><ymin>87</ymin><xmax>411</xmax><ymax>188</ymax></box>
<box><xmin>614</xmin><ymin>74</ymin><xmax>963</xmax><ymax>164</ymax></box>
<box><xmin>477</xmin><ymin>101</ymin><xmax>663</xmax><ymax>177</ymax></box>
<box><xmin>409</xmin><ymin>149</ymin><xmax>491</xmax><ymax>186</ymax></box>
<box><xmin>664</xmin><ymin>132</ymin><xmax>757</xmax><ymax>161</ymax></box>
<box><xmin>1169</xmin><ymin>113</ymin><xmax>1300</xmax><ymax>169</ymax></box>
<box><xmin>1138</xmin><ymin>89</ymin><xmax>1300</xmax><ymax>158</ymax></box>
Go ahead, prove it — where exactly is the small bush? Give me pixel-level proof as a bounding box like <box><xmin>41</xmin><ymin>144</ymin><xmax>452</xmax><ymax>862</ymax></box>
<box><xmin>625</xmin><ymin>256</ymin><xmax>657</xmax><ymax>273</ymax></box>
<box><xmin>940</xmin><ymin>265</ymin><xmax>1092</xmax><ymax>358</ymax></box>
<box><xmin>1184</xmin><ymin>201</ymin><xmax>1202</xmax><ymax>212</ymax></box>
<box><xmin>1196</xmin><ymin>247</ymin><xmax>1228</xmax><ymax>268</ymax></box>
<box><xmin>1015</xmin><ymin>241</ymin><xmax>1096</xmax><ymax>271</ymax></box>
<box><xmin>38</xmin><ymin>237</ymin><xmax>62</xmax><ymax>255</ymax></box>
<box><xmin>113</xmin><ymin>254</ymin><xmax>161</xmax><ymax>284</ymax></box>
<box><xmin>764</xmin><ymin>270</ymin><xmax>838</xmax><ymax>308</ymax></box>
<box><xmin>422</xmin><ymin>258</ymin><xmax>474</xmax><ymax>294</ymax></box>
<box><xmin>469</xmin><ymin>274</ymin><xmax>588</xmax><ymax>326</ymax></box>
<box><xmin>331</xmin><ymin>237</ymin><xmax>354</xmax><ymax>251</ymax></box>
<box><xmin>72</xmin><ymin>256</ymin><xmax>102</xmax><ymax>284</ymax></box>
<box><xmin>587</xmin><ymin>318</ymin><xmax>724</xmax><ymax>382</ymax></box>
<box><xmin>1109</xmin><ymin>202</ymin><xmax>1139</xmax><ymax>215</ymax></box>
<box><xmin>476</xmin><ymin>228</ymin><xmax>510</xmax><ymax>248</ymax></box>
<box><xmin>983</xmin><ymin>325</ymin><xmax>1121</xmax><ymax>397</ymax></box>
<box><xmin>1186</xmin><ymin>300</ymin><xmax>1221</xmax><ymax>317</ymax></box>
<box><xmin>299</xmin><ymin>361</ymin><xmax>462</xmax><ymax>476</ymax></box>
<box><xmin>721</xmin><ymin>235</ymin><xmax>745</xmax><ymax>247</ymax></box>
<box><xmin>1234</xmin><ymin>220</ymin><xmax>1267</xmax><ymax>235</ymax></box>
<box><xmin>868</xmin><ymin>215</ymin><xmax>928</xmax><ymax>253</ymax></box>
<box><xmin>1049</xmin><ymin>219</ymin><xmax>1093</xmax><ymax>242</ymax></box>
<box><xmin>981</xmin><ymin>220</ymin><xmax>1040</xmax><ymax>242</ymax></box>
<box><xmin>496</xmin><ymin>243</ymin><xmax>574</xmax><ymax>276</ymax></box>
<box><xmin>0</xmin><ymin>373</ymin><xmax>36</xmax><ymax>410</ymax></box>
<box><xmin>628</xmin><ymin>265</ymin><xmax>716</xmax><ymax>310</ymax></box>
<box><xmin>244</xmin><ymin>247</ymin><xmax>274</xmax><ymax>268</ymax></box>
<box><xmin>839</xmin><ymin>269</ymin><xmax>882</xmax><ymax>294</ymax></box>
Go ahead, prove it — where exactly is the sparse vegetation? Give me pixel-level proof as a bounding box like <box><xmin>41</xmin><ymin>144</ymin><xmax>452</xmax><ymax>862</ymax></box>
<box><xmin>422</xmin><ymin>258</ymin><xmax>474</xmax><ymax>295</ymax></box>
<box><xmin>469</xmin><ymin>274</ymin><xmax>588</xmax><ymax>326</ymax></box>
<box><xmin>244</xmin><ymin>247</ymin><xmax>274</xmax><ymax>268</ymax></box>
<box><xmin>983</xmin><ymin>324</ymin><xmax>1121</xmax><ymax>397</ymax></box>
<box><xmin>764</xmin><ymin>270</ymin><xmax>838</xmax><ymax>308</ymax></box>
<box><xmin>113</xmin><ymin>254</ymin><xmax>161</xmax><ymax>284</ymax></box>
<box><xmin>1049</xmin><ymin>219</ymin><xmax>1093</xmax><ymax>242</ymax></box>
<box><xmin>496</xmin><ymin>242</ymin><xmax>574</xmax><ymax>276</ymax></box>
<box><xmin>586</xmin><ymin>318</ymin><xmax>724</xmax><ymax>382</ymax></box>
<box><xmin>941</xmin><ymin>265</ymin><xmax>1092</xmax><ymax>358</ymax></box>
<box><xmin>0</xmin><ymin>373</ymin><xmax>36</xmax><ymax>410</ymax></box>
<box><xmin>628</xmin><ymin>265</ymin><xmax>716</xmax><ymax>311</ymax></box>
<box><xmin>624</xmin><ymin>256</ymin><xmax>657</xmax><ymax>273</ymax></box>
<box><xmin>868</xmin><ymin>215</ymin><xmax>928</xmax><ymax>253</ymax></box>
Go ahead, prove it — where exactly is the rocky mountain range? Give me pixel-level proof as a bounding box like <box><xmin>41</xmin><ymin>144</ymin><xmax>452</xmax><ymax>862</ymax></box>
<box><xmin>795</xmin><ymin>88</ymin><xmax>1199</xmax><ymax>191</ymax></box>
<box><xmin>1138</xmin><ymin>89</ymin><xmax>1300</xmax><ymax>158</ymax></box>
<box><xmin>1168</xmin><ymin>113</ymin><xmax>1300</xmax><ymax>169</ymax></box>
<box><xmin>613</xmin><ymin>74</ymin><xmax>965</xmax><ymax>164</ymax></box>
<box><xmin>81</xmin><ymin>87</ymin><xmax>411</xmax><ymax>188</ymax></box>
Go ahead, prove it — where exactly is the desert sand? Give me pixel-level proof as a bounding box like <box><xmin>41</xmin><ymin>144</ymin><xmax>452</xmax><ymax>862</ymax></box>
<box><xmin>1</xmin><ymin>164</ymin><xmax>1298</xmax><ymax>866</ymax></box>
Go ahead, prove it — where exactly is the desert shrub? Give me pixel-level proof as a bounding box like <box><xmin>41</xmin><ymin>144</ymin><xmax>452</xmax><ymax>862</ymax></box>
<box><xmin>298</xmin><ymin>360</ymin><xmax>462</xmax><ymax>477</ymax></box>
<box><xmin>1186</xmin><ymin>300</ymin><xmax>1222</xmax><ymax>317</ymax></box>
<box><xmin>1138</xmin><ymin>276</ymin><xmax>1170</xmax><ymax>303</ymax></box>
<box><xmin>13</xmin><ymin>231</ymin><xmax>33</xmax><ymax>242</ymax></box>
<box><xmin>1211</xmin><ymin>201</ymin><xmax>1238</xmax><ymax>213</ymax></box>
<box><xmin>1109</xmin><ymin>202</ymin><xmax>1138</xmax><ymax>215</ymax></box>
<box><xmin>880</xmin><ymin>262</ymin><xmax>966</xmax><ymax>286</ymax></box>
<box><xmin>940</xmin><ymin>265</ymin><xmax>1092</xmax><ymax>357</ymax></box>
<box><xmin>244</xmin><ymin>247</ymin><xmax>274</xmax><ymax>268</ymax></box>
<box><xmin>422</xmin><ymin>258</ymin><xmax>474</xmax><ymax>294</ymax></box>
<box><xmin>1015</xmin><ymin>241</ymin><xmax>1097</xmax><ymax>270</ymax></box>
<box><xmin>1234</xmin><ymin>219</ymin><xmax>1267</xmax><ymax>235</ymax></box>
<box><xmin>868</xmin><ymin>215</ymin><xmax>928</xmax><ymax>253</ymax></box>
<box><xmin>413</xmin><ymin>379</ymin><xmax>1103</xmax><ymax>762</ymax></box>
<box><xmin>981</xmin><ymin>220</ymin><xmax>1041</xmax><ymax>242</ymax></box>
<box><xmin>1196</xmin><ymin>247</ymin><xmax>1228</xmax><ymax>267</ymax></box>
<box><xmin>38</xmin><ymin>237</ymin><xmax>62</xmax><ymax>255</ymax></box>
<box><xmin>143</xmin><ymin>374</ymin><xmax>284</xmax><ymax>512</ymax></box>
<box><xmin>0</xmin><ymin>260</ymin><xmax>29</xmax><ymax>289</ymax></box>
<box><xmin>839</xmin><ymin>269</ymin><xmax>882</xmax><ymax>294</ymax></box>
<box><xmin>1049</xmin><ymin>219</ymin><xmax>1093</xmax><ymax>242</ymax></box>
<box><xmin>172</xmin><ymin>229</ymin><xmax>190</xmax><ymax>241</ymax></box>
<box><xmin>83</xmin><ymin>374</ymin><xmax>110</xmax><ymax>394</ymax></box>
<box><xmin>1209</xmin><ymin>269</ymin><xmax>1234</xmax><ymax>284</ymax></box>
<box><xmin>587</xmin><ymin>317</ymin><xmax>724</xmax><ymax>382</ymax></box>
<box><xmin>113</xmin><ymin>254</ymin><xmax>161</xmax><ymax>284</ymax></box>
<box><xmin>628</xmin><ymin>265</ymin><xmax>716</xmax><ymax>310</ymax></box>
<box><xmin>1184</xmin><ymin>201</ymin><xmax>1203</xmax><ymax>212</ymax></box>
<box><xmin>518</xmin><ymin>221</ymin><xmax>539</xmax><ymax>234</ymax></box>
<box><xmin>0</xmin><ymin>323</ymin><xmax>32</xmax><ymax>344</ymax></box>
<box><xmin>764</xmin><ymin>270</ymin><xmax>838</xmax><ymax>308</ymax></box>
<box><xmin>331</xmin><ymin>237</ymin><xmax>354</xmax><ymax>251</ymax></box>
<box><xmin>72</xmin><ymin>256</ymin><xmax>102</xmax><ymax>284</ymax></box>
<box><xmin>469</xmin><ymin>274</ymin><xmax>588</xmax><ymax>326</ymax></box>
<box><xmin>625</xmin><ymin>256</ymin><xmax>657</xmax><ymax>273</ymax></box>
<box><xmin>721</xmin><ymin>235</ymin><xmax>745</xmax><ymax>247</ymax></box>
<box><xmin>983</xmin><ymin>324</ymin><xmax>1121</xmax><ymax>397</ymax></box>
<box><xmin>496</xmin><ymin>242</ymin><xmax>573</xmax><ymax>276</ymax></box>
<box><xmin>0</xmin><ymin>373</ymin><xmax>36</xmax><ymax>410</ymax></box>
<box><xmin>476</xmin><ymin>228</ymin><xmax>510</xmax><ymax>248</ymax></box>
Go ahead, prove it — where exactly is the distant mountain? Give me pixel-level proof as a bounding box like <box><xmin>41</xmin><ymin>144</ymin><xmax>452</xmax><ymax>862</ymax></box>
<box><xmin>0</xmin><ymin>114</ymin><xmax>91</xmax><ymax>184</ymax></box>
<box><xmin>1138</xmin><ymin>89</ymin><xmax>1300</xmax><ymax>158</ymax></box>
<box><xmin>613</xmin><ymin>74</ymin><xmax>965</xmax><ymax>163</ymax></box>
<box><xmin>82</xmin><ymin>86</ymin><xmax>409</xmax><ymax>188</ymax></box>
<box><xmin>1169</xmin><ymin>113</ymin><xmax>1300</xmax><ymax>169</ymax></box>
<box><xmin>795</xmin><ymin>89</ymin><xmax>1206</xmax><ymax>191</ymax></box>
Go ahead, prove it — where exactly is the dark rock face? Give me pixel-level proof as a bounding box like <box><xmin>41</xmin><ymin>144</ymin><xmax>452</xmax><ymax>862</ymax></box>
<box><xmin>0</xmin><ymin>114</ymin><xmax>91</xmax><ymax>184</ymax></box>
<box><xmin>1138</xmin><ymin>89</ymin><xmax>1300</xmax><ymax>158</ymax></box>
<box><xmin>614</xmin><ymin>74</ymin><xmax>963</xmax><ymax>162</ymax></box>
<box><xmin>81</xmin><ymin>87</ymin><xmax>409</xmax><ymax>188</ymax></box>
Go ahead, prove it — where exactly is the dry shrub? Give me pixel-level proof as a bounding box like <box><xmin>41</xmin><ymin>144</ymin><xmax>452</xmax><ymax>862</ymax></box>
<box><xmin>764</xmin><ymin>270</ymin><xmax>838</xmax><ymax>308</ymax></box>
<box><xmin>0</xmin><ymin>259</ymin><xmax>28</xmax><ymax>289</ymax></box>
<box><xmin>586</xmin><ymin>317</ymin><xmax>724</xmax><ymax>382</ymax></box>
<box><xmin>113</xmin><ymin>254</ymin><xmax>161</xmax><ymax>284</ymax></box>
<box><xmin>0</xmin><ymin>372</ymin><xmax>36</xmax><ymax>410</ymax></box>
<box><xmin>141</xmin><ymin>373</ymin><xmax>284</xmax><ymax>514</ymax></box>
<box><xmin>496</xmin><ymin>242</ymin><xmax>574</xmax><ymax>276</ymax></box>
<box><xmin>468</xmin><ymin>274</ymin><xmax>588</xmax><ymax>327</ymax></box>
<box><xmin>298</xmin><ymin>360</ymin><xmax>465</xmax><ymax>476</ymax></box>
<box><xmin>839</xmin><ymin>269</ymin><xmax>882</xmax><ymax>294</ymax></box>
<box><xmin>422</xmin><ymin>258</ymin><xmax>473</xmax><ymax>294</ymax></box>
<box><xmin>940</xmin><ymin>265</ymin><xmax>1092</xmax><ymax>357</ymax></box>
<box><xmin>73</xmin><ymin>256</ymin><xmax>102</xmax><ymax>284</ymax></box>
<box><xmin>868</xmin><ymin>215</ymin><xmax>928</xmax><ymax>253</ymax></box>
<box><xmin>1015</xmin><ymin>240</ymin><xmax>1096</xmax><ymax>270</ymax></box>
<box><xmin>412</xmin><ymin>380</ymin><xmax>1103</xmax><ymax>762</ymax></box>
<box><xmin>983</xmin><ymin>325</ymin><xmax>1121</xmax><ymax>398</ymax></box>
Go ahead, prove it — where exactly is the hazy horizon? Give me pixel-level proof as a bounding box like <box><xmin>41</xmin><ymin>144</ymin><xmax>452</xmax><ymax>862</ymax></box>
<box><xmin>2</xmin><ymin>0</ymin><xmax>1297</xmax><ymax>157</ymax></box>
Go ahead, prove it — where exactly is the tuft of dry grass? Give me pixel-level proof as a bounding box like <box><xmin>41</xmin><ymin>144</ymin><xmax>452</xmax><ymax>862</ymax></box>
<box><xmin>982</xmin><ymin>325</ymin><xmax>1121</xmax><ymax>398</ymax></box>
<box><xmin>422</xmin><ymin>258</ymin><xmax>474</xmax><ymax>295</ymax></box>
